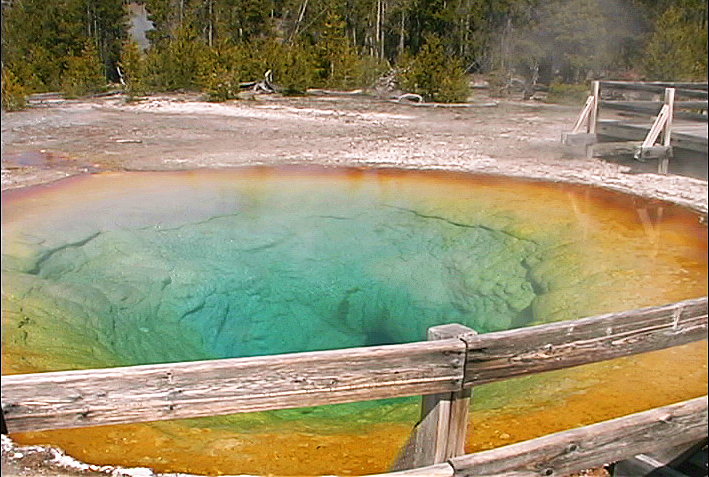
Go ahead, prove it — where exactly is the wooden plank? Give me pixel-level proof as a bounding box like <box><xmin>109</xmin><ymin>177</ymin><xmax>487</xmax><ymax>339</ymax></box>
<box><xmin>449</xmin><ymin>395</ymin><xmax>708</xmax><ymax>477</ymax></box>
<box><xmin>462</xmin><ymin>297</ymin><xmax>707</xmax><ymax>387</ymax></box>
<box><xmin>600</xmin><ymin>81</ymin><xmax>708</xmax><ymax>97</ymax></box>
<box><xmin>434</xmin><ymin>325</ymin><xmax>476</xmax><ymax>460</ymax></box>
<box><xmin>587</xmin><ymin>141</ymin><xmax>642</xmax><ymax>157</ymax></box>
<box><xmin>643</xmin><ymin>104</ymin><xmax>670</xmax><ymax>148</ymax></box>
<box><xmin>427</xmin><ymin>325</ymin><xmax>474</xmax><ymax>462</ymax></box>
<box><xmin>586</xmin><ymin>141</ymin><xmax>671</xmax><ymax>161</ymax></box>
<box><xmin>417</xmin><ymin>392</ymin><xmax>454</xmax><ymax>465</ymax></box>
<box><xmin>662</xmin><ymin>88</ymin><xmax>674</xmax><ymax>148</ymax></box>
<box><xmin>601</xmin><ymin>100</ymin><xmax>708</xmax><ymax>114</ymax></box>
<box><xmin>447</xmin><ymin>388</ymin><xmax>472</xmax><ymax>458</ymax></box>
<box><xmin>598</xmin><ymin>120</ymin><xmax>707</xmax><ymax>153</ymax></box>
<box><xmin>646</xmin><ymin>439</ymin><xmax>707</xmax><ymax>467</ymax></box>
<box><xmin>613</xmin><ymin>438</ymin><xmax>707</xmax><ymax>477</ymax></box>
<box><xmin>570</xmin><ymin>95</ymin><xmax>595</xmax><ymax>134</ymax></box>
<box><xmin>674</xmin><ymin>100</ymin><xmax>706</xmax><ymax>110</ymax></box>
<box><xmin>562</xmin><ymin>132</ymin><xmax>597</xmax><ymax>147</ymax></box>
<box><xmin>657</xmin><ymin>88</ymin><xmax>675</xmax><ymax>174</ymax></box>
<box><xmin>589</xmin><ymin>81</ymin><xmax>599</xmax><ymax>134</ymax></box>
<box><xmin>664</xmin><ymin>110</ymin><xmax>706</xmax><ymax>122</ymax></box>
<box><xmin>599</xmin><ymin>101</ymin><xmax>706</xmax><ymax>121</ymax></box>
<box><xmin>392</xmin><ymin>324</ymin><xmax>474</xmax><ymax>471</ymax></box>
<box><xmin>612</xmin><ymin>454</ymin><xmax>690</xmax><ymax>477</ymax></box>
<box><xmin>638</xmin><ymin>145</ymin><xmax>672</xmax><ymax>162</ymax></box>
<box><xmin>674</xmin><ymin>123</ymin><xmax>709</xmax><ymax>136</ymax></box>
<box><xmin>3</xmin><ymin>297</ymin><xmax>706</xmax><ymax>435</ymax></box>
<box><xmin>1</xmin><ymin>339</ymin><xmax>466</xmax><ymax>433</ymax></box>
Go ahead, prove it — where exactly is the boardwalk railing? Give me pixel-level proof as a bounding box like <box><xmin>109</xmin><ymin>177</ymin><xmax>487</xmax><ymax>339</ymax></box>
<box><xmin>562</xmin><ymin>81</ymin><xmax>708</xmax><ymax>173</ymax></box>
<box><xmin>2</xmin><ymin>296</ymin><xmax>708</xmax><ymax>476</ymax></box>
<box><xmin>377</xmin><ymin>395</ymin><xmax>707</xmax><ymax>477</ymax></box>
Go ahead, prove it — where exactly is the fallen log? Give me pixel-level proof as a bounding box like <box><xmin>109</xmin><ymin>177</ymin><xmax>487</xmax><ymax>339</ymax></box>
<box><xmin>397</xmin><ymin>93</ymin><xmax>423</xmax><ymax>103</ymax></box>
<box><xmin>239</xmin><ymin>70</ymin><xmax>282</xmax><ymax>94</ymax></box>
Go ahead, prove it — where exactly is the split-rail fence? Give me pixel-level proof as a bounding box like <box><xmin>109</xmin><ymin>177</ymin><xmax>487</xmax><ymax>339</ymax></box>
<box><xmin>2</xmin><ymin>296</ymin><xmax>707</xmax><ymax>477</ymax></box>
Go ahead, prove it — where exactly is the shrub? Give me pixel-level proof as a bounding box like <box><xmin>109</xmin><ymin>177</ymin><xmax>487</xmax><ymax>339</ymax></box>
<box><xmin>546</xmin><ymin>82</ymin><xmax>591</xmax><ymax>105</ymax></box>
<box><xmin>1</xmin><ymin>68</ymin><xmax>27</xmax><ymax>111</ymax></box>
<box><xmin>120</xmin><ymin>41</ymin><xmax>148</xmax><ymax>99</ymax></box>
<box><xmin>61</xmin><ymin>42</ymin><xmax>106</xmax><ymax>98</ymax></box>
<box><xmin>486</xmin><ymin>70</ymin><xmax>509</xmax><ymax>98</ymax></box>
<box><xmin>200</xmin><ymin>42</ymin><xmax>242</xmax><ymax>101</ymax></box>
<box><xmin>358</xmin><ymin>54</ymin><xmax>389</xmax><ymax>90</ymax></box>
<box><xmin>11</xmin><ymin>45</ymin><xmax>62</xmax><ymax>93</ymax></box>
<box><xmin>144</xmin><ymin>25</ymin><xmax>208</xmax><ymax>91</ymax></box>
<box><xmin>397</xmin><ymin>34</ymin><xmax>469</xmax><ymax>103</ymax></box>
<box><xmin>643</xmin><ymin>6</ymin><xmax>708</xmax><ymax>81</ymax></box>
<box><xmin>270</xmin><ymin>43</ymin><xmax>317</xmax><ymax>95</ymax></box>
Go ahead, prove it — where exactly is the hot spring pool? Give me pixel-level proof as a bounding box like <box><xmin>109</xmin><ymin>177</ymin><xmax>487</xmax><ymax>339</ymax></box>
<box><xmin>2</xmin><ymin>167</ymin><xmax>707</xmax><ymax>476</ymax></box>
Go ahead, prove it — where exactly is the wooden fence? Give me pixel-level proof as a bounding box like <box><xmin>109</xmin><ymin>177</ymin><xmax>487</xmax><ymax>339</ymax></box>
<box><xmin>562</xmin><ymin>81</ymin><xmax>708</xmax><ymax>174</ymax></box>
<box><xmin>2</xmin><ymin>296</ymin><xmax>708</xmax><ymax>476</ymax></box>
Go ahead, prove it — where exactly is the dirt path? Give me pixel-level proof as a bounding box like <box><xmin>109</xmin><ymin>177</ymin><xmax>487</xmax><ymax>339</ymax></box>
<box><xmin>1</xmin><ymin>91</ymin><xmax>706</xmax><ymax>477</ymax></box>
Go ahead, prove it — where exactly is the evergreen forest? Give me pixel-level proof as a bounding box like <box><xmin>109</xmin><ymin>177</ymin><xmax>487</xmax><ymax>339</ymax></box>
<box><xmin>1</xmin><ymin>0</ymin><xmax>707</xmax><ymax>109</ymax></box>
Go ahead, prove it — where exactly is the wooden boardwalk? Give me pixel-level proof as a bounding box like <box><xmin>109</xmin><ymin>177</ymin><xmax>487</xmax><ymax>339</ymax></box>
<box><xmin>564</xmin><ymin>81</ymin><xmax>708</xmax><ymax>176</ymax></box>
<box><xmin>598</xmin><ymin>118</ymin><xmax>707</xmax><ymax>154</ymax></box>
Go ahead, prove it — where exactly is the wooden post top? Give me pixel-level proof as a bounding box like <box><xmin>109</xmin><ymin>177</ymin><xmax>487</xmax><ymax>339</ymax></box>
<box><xmin>427</xmin><ymin>323</ymin><xmax>476</xmax><ymax>341</ymax></box>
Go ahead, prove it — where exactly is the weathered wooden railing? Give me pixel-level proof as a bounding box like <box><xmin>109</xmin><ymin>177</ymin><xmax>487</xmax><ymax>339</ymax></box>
<box><xmin>1</xmin><ymin>296</ymin><xmax>707</xmax><ymax>476</ymax></box>
<box><xmin>562</xmin><ymin>81</ymin><xmax>708</xmax><ymax>173</ymax></box>
<box><xmin>379</xmin><ymin>396</ymin><xmax>707</xmax><ymax>477</ymax></box>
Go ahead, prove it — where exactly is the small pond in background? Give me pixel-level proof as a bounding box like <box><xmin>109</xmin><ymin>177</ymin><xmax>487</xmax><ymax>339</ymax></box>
<box><xmin>2</xmin><ymin>167</ymin><xmax>706</xmax><ymax>476</ymax></box>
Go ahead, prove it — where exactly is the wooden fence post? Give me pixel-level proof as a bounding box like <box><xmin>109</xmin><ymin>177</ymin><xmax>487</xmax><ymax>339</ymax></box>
<box><xmin>391</xmin><ymin>324</ymin><xmax>475</xmax><ymax>470</ymax></box>
<box><xmin>589</xmin><ymin>80</ymin><xmax>600</xmax><ymax>134</ymax></box>
<box><xmin>659</xmin><ymin>87</ymin><xmax>675</xmax><ymax>174</ymax></box>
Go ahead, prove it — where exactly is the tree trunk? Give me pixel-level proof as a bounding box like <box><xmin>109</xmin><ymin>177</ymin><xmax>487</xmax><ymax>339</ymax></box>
<box><xmin>291</xmin><ymin>0</ymin><xmax>308</xmax><ymax>43</ymax></box>
<box><xmin>86</xmin><ymin>3</ymin><xmax>92</xmax><ymax>37</ymax></box>
<box><xmin>376</xmin><ymin>0</ymin><xmax>381</xmax><ymax>58</ymax></box>
<box><xmin>398</xmin><ymin>10</ymin><xmax>405</xmax><ymax>59</ymax></box>
<box><xmin>208</xmin><ymin>0</ymin><xmax>214</xmax><ymax>47</ymax></box>
<box><xmin>464</xmin><ymin>11</ymin><xmax>469</xmax><ymax>59</ymax></box>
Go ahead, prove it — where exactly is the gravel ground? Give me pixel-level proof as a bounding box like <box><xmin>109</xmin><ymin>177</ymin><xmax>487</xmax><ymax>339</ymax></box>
<box><xmin>1</xmin><ymin>90</ymin><xmax>705</xmax><ymax>477</ymax></box>
<box><xmin>2</xmin><ymin>91</ymin><xmax>707</xmax><ymax>212</ymax></box>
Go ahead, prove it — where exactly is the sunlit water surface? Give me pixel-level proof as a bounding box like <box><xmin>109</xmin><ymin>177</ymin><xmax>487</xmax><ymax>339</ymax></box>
<box><xmin>2</xmin><ymin>168</ymin><xmax>706</xmax><ymax>476</ymax></box>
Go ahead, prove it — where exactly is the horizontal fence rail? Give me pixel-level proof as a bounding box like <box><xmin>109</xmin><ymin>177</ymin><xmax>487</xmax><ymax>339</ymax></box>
<box><xmin>599</xmin><ymin>100</ymin><xmax>708</xmax><ymax>121</ymax></box>
<box><xmin>1</xmin><ymin>340</ymin><xmax>466</xmax><ymax>433</ymax></box>
<box><xmin>600</xmin><ymin>100</ymin><xmax>708</xmax><ymax>111</ymax></box>
<box><xmin>462</xmin><ymin>296</ymin><xmax>708</xmax><ymax>386</ymax></box>
<box><xmin>597</xmin><ymin>81</ymin><xmax>708</xmax><ymax>124</ymax></box>
<box><xmin>449</xmin><ymin>395</ymin><xmax>707</xmax><ymax>477</ymax></box>
<box><xmin>599</xmin><ymin>81</ymin><xmax>709</xmax><ymax>98</ymax></box>
<box><xmin>1</xmin><ymin>296</ymin><xmax>707</xmax><ymax>434</ymax></box>
<box><xmin>376</xmin><ymin>395</ymin><xmax>708</xmax><ymax>477</ymax></box>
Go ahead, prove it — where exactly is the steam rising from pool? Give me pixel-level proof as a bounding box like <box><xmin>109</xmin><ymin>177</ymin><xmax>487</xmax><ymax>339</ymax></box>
<box><xmin>1</xmin><ymin>171</ymin><xmax>555</xmax><ymax>370</ymax></box>
<box><xmin>2</xmin><ymin>168</ymin><xmax>706</xmax><ymax>476</ymax></box>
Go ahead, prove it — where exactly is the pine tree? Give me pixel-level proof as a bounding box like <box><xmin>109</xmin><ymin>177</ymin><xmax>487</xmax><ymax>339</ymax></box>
<box><xmin>62</xmin><ymin>41</ymin><xmax>106</xmax><ymax>97</ymax></box>
<box><xmin>643</xmin><ymin>5</ymin><xmax>708</xmax><ymax>80</ymax></box>
<box><xmin>398</xmin><ymin>33</ymin><xmax>468</xmax><ymax>102</ymax></box>
<box><xmin>120</xmin><ymin>41</ymin><xmax>148</xmax><ymax>98</ymax></box>
<box><xmin>1</xmin><ymin>68</ymin><xmax>27</xmax><ymax>111</ymax></box>
<box><xmin>2</xmin><ymin>0</ymin><xmax>127</xmax><ymax>92</ymax></box>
